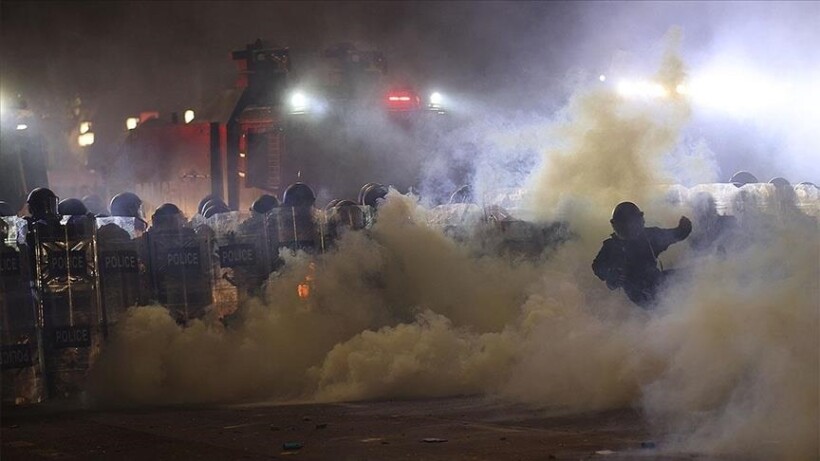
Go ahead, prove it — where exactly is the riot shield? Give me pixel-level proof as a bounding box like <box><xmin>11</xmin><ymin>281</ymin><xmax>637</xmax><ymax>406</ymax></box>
<box><xmin>95</xmin><ymin>217</ymin><xmax>146</xmax><ymax>330</ymax></box>
<box><xmin>209</xmin><ymin>212</ymin><xmax>241</xmax><ymax>317</ymax></box>
<box><xmin>210</xmin><ymin>211</ymin><xmax>277</xmax><ymax>314</ymax></box>
<box><xmin>794</xmin><ymin>183</ymin><xmax>819</xmax><ymax>218</ymax></box>
<box><xmin>30</xmin><ymin>215</ymin><xmax>103</xmax><ymax>399</ymax></box>
<box><xmin>324</xmin><ymin>205</ymin><xmax>371</xmax><ymax>247</ymax></box>
<box><xmin>271</xmin><ymin>207</ymin><xmax>326</xmax><ymax>254</ymax></box>
<box><xmin>147</xmin><ymin>224</ymin><xmax>213</xmax><ymax>323</ymax></box>
<box><xmin>1</xmin><ymin>217</ymin><xmax>46</xmax><ymax>405</ymax></box>
<box><xmin>428</xmin><ymin>203</ymin><xmax>484</xmax><ymax>242</ymax></box>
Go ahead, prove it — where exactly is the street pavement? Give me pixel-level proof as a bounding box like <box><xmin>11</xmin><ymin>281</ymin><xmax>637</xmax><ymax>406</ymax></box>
<box><xmin>2</xmin><ymin>396</ymin><xmax>727</xmax><ymax>460</ymax></box>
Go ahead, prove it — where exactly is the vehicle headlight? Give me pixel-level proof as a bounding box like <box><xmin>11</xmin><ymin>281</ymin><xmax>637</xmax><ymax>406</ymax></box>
<box><xmin>290</xmin><ymin>92</ymin><xmax>308</xmax><ymax>112</ymax></box>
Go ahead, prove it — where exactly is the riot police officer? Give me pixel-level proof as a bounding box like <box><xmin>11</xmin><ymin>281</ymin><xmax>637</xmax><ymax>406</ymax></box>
<box><xmin>147</xmin><ymin>203</ymin><xmax>212</xmax><ymax>323</ymax></box>
<box><xmin>82</xmin><ymin>195</ymin><xmax>107</xmax><ymax>216</ymax></box>
<box><xmin>223</xmin><ymin>194</ymin><xmax>283</xmax><ymax>301</ymax></box>
<box><xmin>283</xmin><ymin>182</ymin><xmax>317</xmax><ymax>208</ymax></box>
<box><xmin>26</xmin><ymin>188</ymin><xmax>102</xmax><ymax>397</ymax></box>
<box><xmin>359</xmin><ymin>183</ymin><xmax>389</xmax><ymax>208</ymax></box>
<box><xmin>24</xmin><ymin>188</ymin><xmax>62</xmax><ymax>266</ymax></box>
<box><xmin>730</xmin><ymin>171</ymin><xmax>758</xmax><ymax>188</ymax></box>
<box><xmin>202</xmin><ymin>202</ymin><xmax>230</xmax><ymax>219</ymax></box>
<box><xmin>592</xmin><ymin>202</ymin><xmax>692</xmax><ymax>308</ymax></box>
<box><xmin>688</xmin><ymin>192</ymin><xmax>739</xmax><ymax>255</ymax></box>
<box><xmin>57</xmin><ymin>198</ymin><xmax>88</xmax><ymax>216</ymax></box>
<box><xmin>58</xmin><ymin>198</ymin><xmax>95</xmax><ymax>242</ymax></box>
<box><xmin>110</xmin><ymin>192</ymin><xmax>147</xmax><ymax>234</ymax></box>
<box><xmin>197</xmin><ymin>195</ymin><xmax>218</xmax><ymax>216</ymax></box>
<box><xmin>279</xmin><ymin>183</ymin><xmax>320</xmax><ymax>251</ymax></box>
<box><xmin>251</xmin><ymin>194</ymin><xmax>279</xmax><ymax>214</ymax></box>
<box><xmin>26</xmin><ymin>188</ymin><xmax>60</xmax><ymax>223</ymax></box>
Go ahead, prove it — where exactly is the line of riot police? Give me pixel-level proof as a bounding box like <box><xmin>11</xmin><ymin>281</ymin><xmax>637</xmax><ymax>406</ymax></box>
<box><xmin>0</xmin><ymin>182</ymin><xmax>379</xmax><ymax>405</ymax></box>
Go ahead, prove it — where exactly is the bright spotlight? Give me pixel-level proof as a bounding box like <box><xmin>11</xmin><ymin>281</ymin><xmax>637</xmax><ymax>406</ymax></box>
<box><xmin>80</xmin><ymin>121</ymin><xmax>91</xmax><ymax>134</ymax></box>
<box><xmin>648</xmin><ymin>82</ymin><xmax>668</xmax><ymax>98</ymax></box>
<box><xmin>78</xmin><ymin>131</ymin><xmax>95</xmax><ymax>147</ymax></box>
<box><xmin>599</xmin><ymin>74</ymin><xmax>606</xmax><ymax>82</ymax></box>
<box><xmin>684</xmin><ymin>68</ymin><xmax>791</xmax><ymax>117</ymax></box>
<box><xmin>430</xmin><ymin>92</ymin><xmax>443</xmax><ymax>105</ymax></box>
<box><xmin>126</xmin><ymin>117</ymin><xmax>139</xmax><ymax>130</ymax></box>
<box><xmin>184</xmin><ymin>109</ymin><xmax>195</xmax><ymax>124</ymax></box>
<box><xmin>290</xmin><ymin>92</ymin><xmax>308</xmax><ymax>112</ymax></box>
<box><xmin>16</xmin><ymin>124</ymin><xmax>28</xmax><ymax>131</ymax></box>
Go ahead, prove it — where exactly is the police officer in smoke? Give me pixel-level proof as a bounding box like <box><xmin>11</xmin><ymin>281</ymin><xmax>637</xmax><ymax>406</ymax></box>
<box><xmin>109</xmin><ymin>192</ymin><xmax>148</xmax><ymax>234</ymax></box>
<box><xmin>231</xmin><ymin>194</ymin><xmax>283</xmax><ymax>296</ymax></box>
<box><xmin>23</xmin><ymin>188</ymin><xmax>62</xmax><ymax>267</ymax></box>
<box><xmin>687</xmin><ymin>192</ymin><xmax>738</xmax><ymax>255</ymax></box>
<box><xmin>146</xmin><ymin>203</ymin><xmax>212</xmax><ymax>323</ymax></box>
<box><xmin>592</xmin><ymin>202</ymin><xmax>692</xmax><ymax>308</ymax></box>
<box><xmin>280</xmin><ymin>183</ymin><xmax>320</xmax><ymax>251</ymax></box>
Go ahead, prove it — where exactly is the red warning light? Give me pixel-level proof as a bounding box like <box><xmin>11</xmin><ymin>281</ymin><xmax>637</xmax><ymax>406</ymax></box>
<box><xmin>386</xmin><ymin>89</ymin><xmax>420</xmax><ymax>111</ymax></box>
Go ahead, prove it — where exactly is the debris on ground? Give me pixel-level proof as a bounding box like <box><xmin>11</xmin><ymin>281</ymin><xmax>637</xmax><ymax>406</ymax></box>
<box><xmin>360</xmin><ymin>437</ymin><xmax>383</xmax><ymax>443</ymax></box>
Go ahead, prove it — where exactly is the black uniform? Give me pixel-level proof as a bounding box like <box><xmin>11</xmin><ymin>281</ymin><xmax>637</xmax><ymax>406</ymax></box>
<box><xmin>592</xmin><ymin>226</ymin><xmax>690</xmax><ymax>307</ymax></box>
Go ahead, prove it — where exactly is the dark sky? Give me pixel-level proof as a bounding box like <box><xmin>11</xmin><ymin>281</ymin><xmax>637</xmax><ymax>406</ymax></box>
<box><xmin>2</xmin><ymin>2</ymin><xmax>583</xmax><ymax>113</ymax></box>
<box><xmin>2</xmin><ymin>1</ymin><xmax>818</xmax><ymax>181</ymax></box>
<box><xmin>0</xmin><ymin>1</ymin><xmax>712</xmax><ymax>118</ymax></box>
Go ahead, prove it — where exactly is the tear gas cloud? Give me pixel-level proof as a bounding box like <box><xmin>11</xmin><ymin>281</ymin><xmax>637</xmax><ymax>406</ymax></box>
<box><xmin>90</xmin><ymin>30</ymin><xmax>819</xmax><ymax>459</ymax></box>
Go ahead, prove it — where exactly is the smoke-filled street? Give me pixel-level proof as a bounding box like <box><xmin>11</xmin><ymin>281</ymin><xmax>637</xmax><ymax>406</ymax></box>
<box><xmin>2</xmin><ymin>2</ymin><xmax>819</xmax><ymax>460</ymax></box>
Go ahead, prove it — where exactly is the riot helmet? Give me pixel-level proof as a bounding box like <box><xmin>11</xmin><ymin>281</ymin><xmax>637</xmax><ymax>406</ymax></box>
<box><xmin>203</xmin><ymin>202</ymin><xmax>230</xmax><ymax>219</ymax></box>
<box><xmin>110</xmin><ymin>192</ymin><xmax>143</xmax><ymax>218</ymax></box>
<box><xmin>358</xmin><ymin>183</ymin><xmax>379</xmax><ymax>205</ymax></box>
<box><xmin>251</xmin><ymin>194</ymin><xmax>279</xmax><ymax>214</ymax></box>
<box><xmin>325</xmin><ymin>199</ymin><xmax>343</xmax><ymax>211</ymax></box>
<box><xmin>200</xmin><ymin>197</ymin><xmax>227</xmax><ymax>216</ymax></box>
<box><xmin>730</xmin><ymin>171</ymin><xmax>758</xmax><ymax>188</ymax></box>
<box><xmin>361</xmin><ymin>183</ymin><xmax>388</xmax><ymax>208</ymax></box>
<box><xmin>27</xmin><ymin>187</ymin><xmax>59</xmax><ymax>219</ymax></box>
<box><xmin>58</xmin><ymin>198</ymin><xmax>88</xmax><ymax>216</ymax></box>
<box><xmin>282</xmin><ymin>182</ymin><xmax>316</xmax><ymax>207</ymax></box>
<box><xmin>610</xmin><ymin>201</ymin><xmax>645</xmax><ymax>240</ymax></box>
<box><xmin>769</xmin><ymin>177</ymin><xmax>790</xmax><ymax>188</ymax></box>
<box><xmin>151</xmin><ymin>203</ymin><xmax>184</xmax><ymax>229</ymax></box>
<box><xmin>449</xmin><ymin>184</ymin><xmax>474</xmax><ymax>204</ymax></box>
<box><xmin>0</xmin><ymin>201</ymin><xmax>15</xmax><ymax>216</ymax></box>
<box><xmin>198</xmin><ymin>194</ymin><xmax>217</xmax><ymax>215</ymax></box>
<box><xmin>82</xmin><ymin>194</ymin><xmax>107</xmax><ymax>215</ymax></box>
<box><xmin>333</xmin><ymin>200</ymin><xmax>365</xmax><ymax>230</ymax></box>
<box><xmin>335</xmin><ymin>199</ymin><xmax>358</xmax><ymax>208</ymax></box>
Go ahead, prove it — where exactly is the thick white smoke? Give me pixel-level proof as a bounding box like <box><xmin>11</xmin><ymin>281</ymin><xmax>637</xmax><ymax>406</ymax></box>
<box><xmin>89</xmin><ymin>30</ymin><xmax>818</xmax><ymax>459</ymax></box>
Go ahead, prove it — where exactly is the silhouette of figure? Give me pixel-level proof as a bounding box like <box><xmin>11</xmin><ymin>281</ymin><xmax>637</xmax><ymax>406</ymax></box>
<box><xmin>592</xmin><ymin>202</ymin><xmax>692</xmax><ymax>307</ymax></box>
